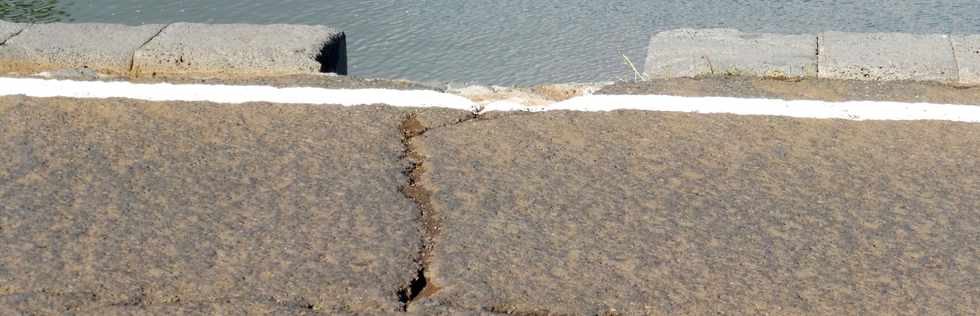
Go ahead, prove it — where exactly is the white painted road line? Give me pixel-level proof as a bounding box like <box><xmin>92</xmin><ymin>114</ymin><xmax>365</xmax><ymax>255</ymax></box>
<box><xmin>540</xmin><ymin>95</ymin><xmax>980</xmax><ymax>123</ymax></box>
<box><xmin>2</xmin><ymin>77</ymin><xmax>980</xmax><ymax>123</ymax></box>
<box><xmin>0</xmin><ymin>77</ymin><xmax>479</xmax><ymax>111</ymax></box>
<box><xmin>482</xmin><ymin>95</ymin><xmax>980</xmax><ymax>123</ymax></box>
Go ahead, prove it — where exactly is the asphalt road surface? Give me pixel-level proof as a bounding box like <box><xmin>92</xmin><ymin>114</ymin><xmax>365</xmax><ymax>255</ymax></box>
<box><xmin>0</xmin><ymin>96</ymin><xmax>443</xmax><ymax>314</ymax></box>
<box><xmin>416</xmin><ymin>110</ymin><xmax>979</xmax><ymax>315</ymax></box>
<box><xmin>1</xmin><ymin>95</ymin><xmax>978</xmax><ymax>315</ymax></box>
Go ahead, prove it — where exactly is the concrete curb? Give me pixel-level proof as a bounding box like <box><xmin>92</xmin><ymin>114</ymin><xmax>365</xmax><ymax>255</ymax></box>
<box><xmin>645</xmin><ymin>29</ymin><xmax>817</xmax><ymax>79</ymax></box>
<box><xmin>818</xmin><ymin>32</ymin><xmax>957</xmax><ymax>82</ymax></box>
<box><xmin>0</xmin><ymin>20</ymin><xmax>25</xmax><ymax>44</ymax></box>
<box><xmin>0</xmin><ymin>23</ymin><xmax>166</xmax><ymax>75</ymax></box>
<box><xmin>132</xmin><ymin>23</ymin><xmax>346</xmax><ymax>78</ymax></box>
<box><xmin>645</xmin><ymin>29</ymin><xmax>980</xmax><ymax>86</ymax></box>
<box><xmin>0</xmin><ymin>20</ymin><xmax>346</xmax><ymax>78</ymax></box>
<box><xmin>953</xmin><ymin>34</ymin><xmax>980</xmax><ymax>85</ymax></box>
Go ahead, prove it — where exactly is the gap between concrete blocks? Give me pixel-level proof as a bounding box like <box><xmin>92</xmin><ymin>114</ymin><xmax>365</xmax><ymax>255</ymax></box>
<box><xmin>128</xmin><ymin>23</ymin><xmax>172</xmax><ymax>75</ymax></box>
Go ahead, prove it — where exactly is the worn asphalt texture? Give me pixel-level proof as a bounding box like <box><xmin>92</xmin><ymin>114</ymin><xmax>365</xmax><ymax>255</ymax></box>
<box><xmin>2</xmin><ymin>92</ymin><xmax>979</xmax><ymax>315</ymax></box>
<box><xmin>0</xmin><ymin>96</ymin><xmax>436</xmax><ymax>314</ymax></box>
<box><xmin>415</xmin><ymin>110</ymin><xmax>980</xmax><ymax>315</ymax></box>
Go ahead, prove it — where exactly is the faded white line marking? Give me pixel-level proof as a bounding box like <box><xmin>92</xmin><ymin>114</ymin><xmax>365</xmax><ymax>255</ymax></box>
<box><xmin>2</xmin><ymin>77</ymin><xmax>979</xmax><ymax>123</ymax></box>
<box><xmin>0</xmin><ymin>77</ymin><xmax>479</xmax><ymax>111</ymax></box>
<box><xmin>482</xmin><ymin>94</ymin><xmax>980</xmax><ymax>123</ymax></box>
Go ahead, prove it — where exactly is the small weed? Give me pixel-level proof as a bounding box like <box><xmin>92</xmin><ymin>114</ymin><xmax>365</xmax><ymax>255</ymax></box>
<box><xmin>724</xmin><ymin>66</ymin><xmax>743</xmax><ymax>76</ymax></box>
<box><xmin>619</xmin><ymin>51</ymin><xmax>649</xmax><ymax>82</ymax></box>
<box><xmin>702</xmin><ymin>55</ymin><xmax>715</xmax><ymax>74</ymax></box>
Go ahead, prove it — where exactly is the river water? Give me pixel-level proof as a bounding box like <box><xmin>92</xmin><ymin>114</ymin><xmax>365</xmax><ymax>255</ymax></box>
<box><xmin>5</xmin><ymin>0</ymin><xmax>980</xmax><ymax>84</ymax></box>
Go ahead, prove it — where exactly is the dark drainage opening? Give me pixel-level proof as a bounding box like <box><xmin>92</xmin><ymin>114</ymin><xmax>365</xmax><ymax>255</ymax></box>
<box><xmin>316</xmin><ymin>32</ymin><xmax>348</xmax><ymax>75</ymax></box>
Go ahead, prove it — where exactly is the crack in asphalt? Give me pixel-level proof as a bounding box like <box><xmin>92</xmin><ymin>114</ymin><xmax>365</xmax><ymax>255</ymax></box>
<box><xmin>396</xmin><ymin>113</ymin><xmax>443</xmax><ymax>310</ymax></box>
<box><xmin>1</xmin><ymin>109</ymin><xmax>537</xmax><ymax>315</ymax></box>
<box><xmin>394</xmin><ymin>111</ymin><xmax>490</xmax><ymax>311</ymax></box>
<box><xmin>392</xmin><ymin>111</ymin><xmax>626</xmax><ymax>315</ymax></box>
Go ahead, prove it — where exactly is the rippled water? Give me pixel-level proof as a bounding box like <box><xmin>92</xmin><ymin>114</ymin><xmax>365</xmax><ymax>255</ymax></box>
<box><xmin>6</xmin><ymin>1</ymin><xmax>980</xmax><ymax>84</ymax></box>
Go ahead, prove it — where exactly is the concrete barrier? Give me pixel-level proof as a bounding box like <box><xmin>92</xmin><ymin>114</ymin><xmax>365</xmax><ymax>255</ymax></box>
<box><xmin>0</xmin><ymin>20</ymin><xmax>347</xmax><ymax>78</ymax></box>
<box><xmin>0</xmin><ymin>20</ymin><xmax>25</xmax><ymax>43</ymax></box>
<box><xmin>645</xmin><ymin>29</ymin><xmax>980</xmax><ymax>86</ymax></box>
<box><xmin>818</xmin><ymin>32</ymin><xmax>957</xmax><ymax>82</ymax></box>
<box><xmin>645</xmin><ymin>29</ymin><xmax>817</xmax><ymax>79</ymax></box>
<box><xmin>132</xmin><ymin>23</ymin><xmax>346</xmax><ymax>78</ymax></box>
<box><xmin>953</xmin><ymin>35</ymin><xmax>980</xmax><ymax>85</ymax></box>
<box><xmin>0</xmin><ymin>23</ymin><xmax>165</xmax><ymax>75</ymax></box>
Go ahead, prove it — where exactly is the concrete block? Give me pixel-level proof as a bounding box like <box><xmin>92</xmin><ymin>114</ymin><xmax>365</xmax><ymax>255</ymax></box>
<box><xmin>818</xmin><ymin>32</ymin><xmax>957</xmax><ymax>82</ymax></box>
<box><xmin>0</xmin><ymin>20</ymin><xmax>26</xmax><ymax>43</ymax></box>
<box><xmin>645</xmin><ymin>29</ymin><xmax>817</xmax><ymax>79</ymax></box>
<box><xmin>953</xmin><ymin>34</ymin><xmax>980</xmax><ymax>86</ymax></box>
<box><xmin>133</xmin><ymin>23</ymin><xmax>347</xmax><ymax>78</ymax></box>
<box><xmin>0</xmin><ymin>23</ymin><xmax>164</xmax><ymax>75</ymax></box>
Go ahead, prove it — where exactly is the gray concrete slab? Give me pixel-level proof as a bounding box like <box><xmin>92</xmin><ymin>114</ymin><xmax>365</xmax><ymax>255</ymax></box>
<box><xmin>0</xmin><ymin>23</ymin><xmax>164</xmax><ymax>75</ymax></box>
<box><xmin>0</xmin><ymin>96</ymin><xmax>423</xmax><ymax>314</ymax></box>
<box><xmin>645</xmin><ymin>29</ymin><xmax>817</xmax><ymax>79</ymax></box>
<box><xmin>0</xmin><ymin>20</ymin><xmax>26</xmax><ymax>44</ymax></box>
<box><xmin>953</xmin><ymin>34</ymin><xmax>980</xmax><ymax>86</ymax></box>
<box><xmin>818</xmin><ymin>32</ymin><xmax>958</xmax><ymax>82</ymax></box>
<box><xmin>132</xmin><ymin>23</ymin><xmax>345</xmax><ymax>78</ymax></box>
<box><xmin>417</xmin><ymin>111</ymin><xmax>980</xmax><ymax>315</ymax></box>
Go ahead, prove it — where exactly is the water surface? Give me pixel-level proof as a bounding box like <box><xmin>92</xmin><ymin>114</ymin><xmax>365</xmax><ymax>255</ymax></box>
<box><xmin>6</xmin><ymin>0</ymin><xmax>980</xmax><ymax>84</ymax></box>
